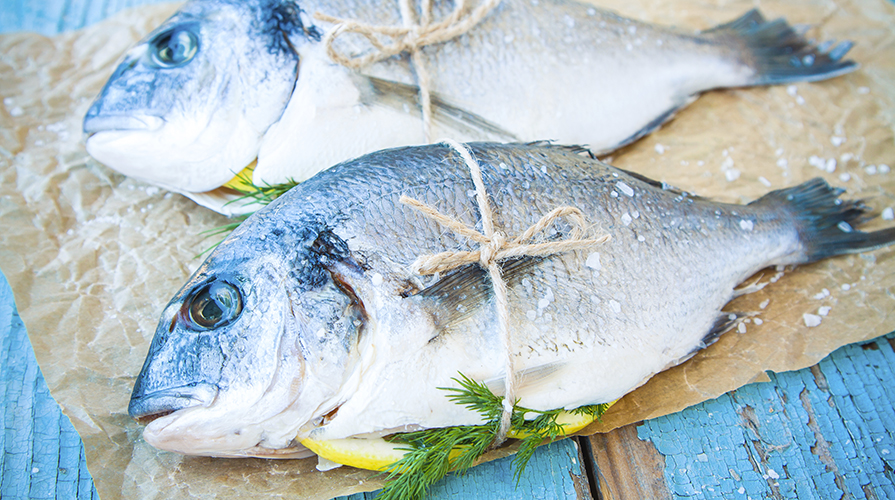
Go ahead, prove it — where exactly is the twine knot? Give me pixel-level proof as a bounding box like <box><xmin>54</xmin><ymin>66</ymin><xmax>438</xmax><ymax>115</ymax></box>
<box><xmin>400</xmin><ymin>140</ymin><xmax>611</xmax><ymax>447</ymax></box>
<box><xmin>314</xmin><ymin>0</ymin><xmax>503</xmax><ymax>141</ymax></box>
<box><xmin>480</xmin><ymin>232</ymin><xmax>506</xmax><ymax>267</ymax></box>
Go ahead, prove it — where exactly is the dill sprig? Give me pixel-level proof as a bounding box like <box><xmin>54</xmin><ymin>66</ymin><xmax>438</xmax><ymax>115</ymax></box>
<box><xmin>375</xmin><ymin>374</ymin><xmax>609</xmax><ymax>500</ymax></box>
<box><xmin>196</xmin><ymin>172</ymin><xmax>299</xmax><ymax>256</ymax></box>
<box><xmin>224</xmin><ymin>170</ymin><xmax>299</xmax><ymax>208</ymax></box>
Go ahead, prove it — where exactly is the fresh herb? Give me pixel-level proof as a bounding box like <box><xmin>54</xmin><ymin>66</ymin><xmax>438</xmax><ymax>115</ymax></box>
<box><xmin>197</xmin><ymin>174</ymin><xmax>299</xmax><ymax>256</ymax></box>
<box><xmin>375</xmin><ymin>374</ymin><xmax>609</xmax><ymax>500</ymax></box>
<box><xmin>224</xmin><ymin>171</ymin><xmax>299</xmax><ymax>208</ymax></box>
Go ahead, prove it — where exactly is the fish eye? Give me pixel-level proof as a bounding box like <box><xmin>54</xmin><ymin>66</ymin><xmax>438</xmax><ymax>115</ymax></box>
<box><xmin>184</xmin><ymin>280</ymin><xmax>242</xmax><ymax>330</ymax></box>
<box><xmin>149</xmin><ymin>26</ymin><xmax>199</xmax><ymax>68</ymax></box>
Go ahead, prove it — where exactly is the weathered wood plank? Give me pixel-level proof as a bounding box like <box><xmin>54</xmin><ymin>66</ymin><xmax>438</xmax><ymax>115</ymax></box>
<box><xmin>585</xmin><ymin>424</ymin><xmax>672</xmax><ymax>500</ymax></box>
<box><xmin>613</xmin><ymin>333</ymin><xmax>895</xmax><ymax>499</ymax></box>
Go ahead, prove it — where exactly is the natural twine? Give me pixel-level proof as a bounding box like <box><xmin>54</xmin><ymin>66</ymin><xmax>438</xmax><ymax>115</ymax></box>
<box><xmin>399</xmin><ymin>139</ymin><xmax>611</xmax><ymax>447</ymax></box>
<box><xmin>314</xmin><ymin>0</ymin><xmax>502</xmax><ymax>142</ymax></box>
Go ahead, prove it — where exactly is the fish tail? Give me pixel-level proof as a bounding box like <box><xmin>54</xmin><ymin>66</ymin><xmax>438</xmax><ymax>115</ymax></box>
<box><xmin>750</xmin><ymin>178</ymin><xmax>895</xmax><ymax>263</ymax></box>
<box><xmin>706</xmin><ymin>9</ymin><xmax>858</xmax><ymax>85</ymax></box>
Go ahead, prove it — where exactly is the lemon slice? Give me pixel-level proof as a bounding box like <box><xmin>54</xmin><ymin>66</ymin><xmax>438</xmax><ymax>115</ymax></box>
<box><xmin>222</xmin><ymin>160</ymin><xmax>257</xmax><ymax>192</ymax></box>
<box><xmin>301</xmin><ymin>404</ymin><xmax>611</xmax><ymax>472</ymax></box>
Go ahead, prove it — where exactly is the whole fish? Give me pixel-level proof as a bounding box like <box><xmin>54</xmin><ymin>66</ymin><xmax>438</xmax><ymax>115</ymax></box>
<box><xmin>83</xmin><ymin>0</ymin><xmax>856</xmax><ymax>215</ymax></box>
<box><xmin>129</xmin><ymin>142</ymin><xmax>894</xmax><ymax>459</ymax></box>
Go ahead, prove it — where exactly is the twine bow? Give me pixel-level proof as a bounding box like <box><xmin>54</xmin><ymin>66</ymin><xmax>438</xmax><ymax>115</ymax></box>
<box><xmin>315</xmin><ymin>0</ymin><xmax>502</xmax><ymax>141</ymax></box>
<box><xmin>400</xmin><ymin>139</ymin><xmax>611</xmax><ymax>446</ymax></box>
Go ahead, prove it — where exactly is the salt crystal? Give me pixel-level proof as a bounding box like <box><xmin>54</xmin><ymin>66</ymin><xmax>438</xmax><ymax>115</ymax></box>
<box><xmin>776</xmin><ymin>158</ymin><xmax>788</xmax><ymax>168</ymax></box>
<box><xmin>538</xmin><ymin>298</ymin><xmax>550</xmax><ymax>309</ymax></box>
<box><xmin>865</xmin><ymin>165</ymin><xmax>878</xmax><ymax>175</ymax></box>
<box><xmin>775</xmin><ymin>148</ymin><xmax>784</xmax><ymax>157</ymax></box>
<box><xmin>839</xmin><ymin>173</ymin><xmax>850</xmax><ymax>182</ymax></box>
<box><xmin>767</xmin><ymin>469</ymin><xmax>780</xmax><ymax>480</ymax></box>
<box><xmin>738</xmin><ymin>486</ymin><xmax>746</xmax><ymax>495</ymax></box>
<box><xmin>739</xmin><ymin>220</ymin><xmax>754</xmax><ymax>231</ymax></box>
<box><xmin>831</xmin><ymin>136</ymin><xmax>845</xmax><ymax>147</ymax></box>
<box><xmin>882</xmin><ymin>207</ymin><xmax>894</xmax><ymax>220</ymax></box>
<box><xmin>10</xmin><ymin>106</ymin><xmax>23</xmax><ymax>117</ymax></box>
<box><xmin>585</xmin><ymin>252</ymin><xmax>602</xmax><ymax>270</ymax></box>
<box><xmin>803</xmin><ymin>313</ymin><xmax>822</xmax><ymax>327</ymax></box>
<box><xmin>796</xmin><ymin>95</ymin><xmax>805</xmax><ymax>105</ymax></box>
<box><xmin>818</xmin><ymin>306</ymin><xmax>832</xmax><ymax>316</ymax></box>
<box><xmin>754</xmin><ymin>318</ymin><xmax>763</xmax><ymax>325</ymax></box>
<box><xmin>2</xmin><ymin>97</ymin><xmax>12</xmax><ymax>106</ymax></box>
<box><xmin>809</xmin><ymin>155</ymin><xmax>824</xmax><ymax>169</ymax></box>
<box><xmin>609</xmin><ymin>299</ymin><xmax>621</xmax><ymax>314</ymax></box>
<box><xmin>621</xmin><ymin>213</ymin><xmax>633</xmax><ymax>226</ymax></box>
<box><xmin>637</xmin><ymin>235</ymin><xmax>645</xmax><ymax>242</ymax></box>
<box><xmin>813</xmin><ymin>288</ymin><xmax>830</xmax><ymax>299</ymax></box>
<box><xmin>759</xmin><ymin>299</ymin><xmax>770</xmax><ymax>309</ymax></box>
<box><xmin>841</xmin><ymin>284</ymin><xmax>851</xmax><ymax>291</ymax></box>
<box><xmin>737</xmin><ymin>323</ymin><xmax>747</xmax><ymax>334</ymax></box>
<box><xmin>840</xmin><ymin>153</ymin><xmax>854</xmax><ymax>162</ymax></box>
<box><xmin>526</xmin><ymin>310</ymin><xmax>537</xmax><ymax>321</ymax></box>
<box><xmin>725</xmin><ymin>169</ymin><xmax>740</xmax><ymax>182</ymax></box>
<box><xmin>759</xmin><ymin>176</ymin><xmax>772</xmax><ymax>187</ymax></box>
<box><xmin>825</xmin><ymin>158</ymin><xmax>837</xmax><ymax>173</ymax></box>
<box><xmin>787</xmin><ymin>85</ymin><xmax>798</xmax><ymax>96</ymax></box>
<box><xmin>610</xmin><ymin>191</ymin><xmax>618</xmax><ymax>198</ymax></box>
<box><xmin>721</xmin><ymin>156</ymin><xmax>734</xmax><ymax>169</ymax></box>
<box><xmin>655</xmin><ymin>144</ymin><xmax>665</xmax><ymax>154</ymax></box>
<box><xmin>371</xmin><ymin>273</ymin><xmax>384</xmax><ymax>286</ymax></box>
<box><xmin>879</xmin><ymin>164</ymin><xmax>890</xmax><ymax>174</ymax></box>
<box><xmin>616</xmin><ymin>181</ymin><xmax>634</xmax><ymax>197</ymax></box>
<box><xmin>858</xmin><ymin>86</ymin><xmax>870</xmax><ymax>94</ymax></box>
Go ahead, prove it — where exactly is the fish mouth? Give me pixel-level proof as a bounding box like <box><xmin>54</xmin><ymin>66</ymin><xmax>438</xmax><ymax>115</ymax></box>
<box><xmin>128</xmin><ymin>383</ymin><xmax>218</xmax><ymax>425</ymax></box>
<box><xmin>83</xmin><ymin>114</ymin><xmax>165</xmax><ymax>135</ymax></box>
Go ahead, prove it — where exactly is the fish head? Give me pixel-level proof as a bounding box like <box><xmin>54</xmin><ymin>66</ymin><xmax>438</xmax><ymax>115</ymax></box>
<box><xmin>129</xmin><ymin>224</ymin><xmax>367</xmax><ymax>457</ymax></box>
<box><xmin>83</xmin><ymin>0</ymin><xmax>313</xmax><ymax>193</ymax></box>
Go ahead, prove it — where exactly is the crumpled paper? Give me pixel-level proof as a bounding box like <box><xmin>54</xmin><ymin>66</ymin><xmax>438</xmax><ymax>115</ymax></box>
<box><xmin>0</xmin><ymin>0</ymin><xmax>893</xmax><ymax>498</ymax></box>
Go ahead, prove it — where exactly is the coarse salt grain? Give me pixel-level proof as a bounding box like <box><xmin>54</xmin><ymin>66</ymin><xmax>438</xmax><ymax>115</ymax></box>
<box><xmin>803</xmin><ymin>313</ymin><xmax>822</xmax><ymax>327</ymax></box>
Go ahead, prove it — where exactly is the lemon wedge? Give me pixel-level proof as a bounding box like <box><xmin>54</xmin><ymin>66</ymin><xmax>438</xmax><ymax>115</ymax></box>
<box><xmin>221</xmin><ymin>160</ymin><xmax>257</xmax><ymax>192</ymax></box>
<box><xmin>301</xmin><ymin>404</ymin><xmax>610</xmax><ymax>472</ymax></box>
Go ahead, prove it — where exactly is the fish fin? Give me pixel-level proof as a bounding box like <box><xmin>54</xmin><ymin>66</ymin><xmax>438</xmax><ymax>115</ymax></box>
<box><xmin>483</xmin><ymin>361</ymin><xmax>566</xmax><ymax>397</ymax></box>
<box><xmin>363</xmin><ymin>76</ymin><xmax>519</xmax><ymax>141</ymax></box>
<box><xmin>750</xmin><ymin>178</ymin><xmax>895</xmax><ymax>262</ymax></box>
<box><xmin>412</xmin><ymin>257</ymin><xmax>541</xmax><ymax>329</ymax></box>
<box><xmin>614</xmin><ymin>166</ymin><xmax>709</xmax><ymax>201</ymax></box>
<box><xmin>674</xmin><ymin>312</ymin><xmax>749</xmax><ymax>365</ymax></box>
<box><xmin>595</xmin><ymin>96</ymin><xmax>697</xmax><ymax>154</ymax></box>
<box><xmin>705</xmin><ymin>9</ymin><xmax>858</xmax><ymax>85</ymax></box>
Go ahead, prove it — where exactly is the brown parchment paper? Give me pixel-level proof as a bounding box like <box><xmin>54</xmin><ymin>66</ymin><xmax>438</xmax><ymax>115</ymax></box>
<box><xmin>1</xmin><ymin>0</ymin><xmax>893</xmax><ymax>498</ymax></box>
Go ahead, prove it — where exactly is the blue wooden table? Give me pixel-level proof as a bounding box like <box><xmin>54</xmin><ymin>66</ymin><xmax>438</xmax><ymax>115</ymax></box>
<box><xmin>2</xmin><ymin>1</ymin><xmax>894</xmax><ymax>499</ymax></box>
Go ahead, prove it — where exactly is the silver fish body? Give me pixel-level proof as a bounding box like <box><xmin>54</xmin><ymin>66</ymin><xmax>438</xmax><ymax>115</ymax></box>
<box><xmin>129</xmin><ymin>143</ymin><xmax>895</xmax><ymax>457</ymax></box>
<box><xmin>84</xmin><ymin>0</ymin><xmax>856</xmax><ymax>214</ymax></box>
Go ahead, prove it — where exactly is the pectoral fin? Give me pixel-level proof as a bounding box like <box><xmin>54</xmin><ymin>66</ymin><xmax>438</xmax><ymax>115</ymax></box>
<box><xmin>363</xmin><ymin>76</ymin><xmax>519</xmax><ymax>141</ymax></box>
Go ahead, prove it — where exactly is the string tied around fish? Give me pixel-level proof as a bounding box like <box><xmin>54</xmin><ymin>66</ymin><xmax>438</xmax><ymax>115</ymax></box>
<box><xmin>314</xmin><ymin>0</ymin><xmax>502</xmax><ymax>142</ymax></box>
<box><xmin>399</xmin><ymin>139</ymin><xmax>612</xmax><ymax>448</ymax></box>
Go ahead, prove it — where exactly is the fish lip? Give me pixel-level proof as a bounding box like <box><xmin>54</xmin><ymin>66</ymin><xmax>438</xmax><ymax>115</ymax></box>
<box><xmin>128</xmin><ymin>383</ymin><xmax>218</xmax><ymax>425</ymax></box>
<box><xmin>82</xmin><ymin>114</ymin><xmax>165</xmax><ymax>135</ymax></box>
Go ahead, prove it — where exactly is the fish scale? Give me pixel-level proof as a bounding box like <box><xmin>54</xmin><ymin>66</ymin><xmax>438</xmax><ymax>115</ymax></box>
<box><xmin>128</xmin><ymin>142</ymin><xmax>895</xmax><ymax>457</ymax></box>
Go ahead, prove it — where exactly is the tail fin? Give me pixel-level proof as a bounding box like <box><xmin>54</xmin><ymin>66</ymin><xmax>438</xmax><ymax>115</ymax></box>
<box><xmin>750</xmin><ymin>178</ymin><xmax>895</xmax><ymax>263</ymax></box>
<box><xmin>706</xmin><ymin>9</ymin><xmax>858</xmax><ymax>85</ymax></box>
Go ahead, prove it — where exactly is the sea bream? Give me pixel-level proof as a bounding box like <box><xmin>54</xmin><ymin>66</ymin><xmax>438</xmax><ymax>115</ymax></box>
<box><xmin>82</xmin><ymin>0</ymin><xmax>857</xmax><ymax>215</ymax></box>
<box><xmin>128</xmin><ymin>142</ymin><xmax>895</xmax><ymax>459</ymax></box>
